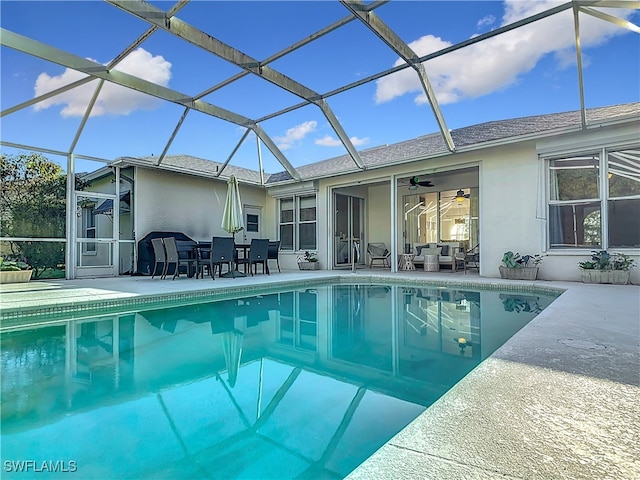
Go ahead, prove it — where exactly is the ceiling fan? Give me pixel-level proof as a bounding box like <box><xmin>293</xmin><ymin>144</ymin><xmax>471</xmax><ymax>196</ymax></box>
<box><xmin>453</xmin><ymin>189</ymin><xmax>470</xmax><ymax>202</ymax></box>
<box><xmin>409</xmin><ymin>176</ymin><xmax>435</xmax><ymax>189</ymax></box>
<box><xmin>442</xmin><ymin>189</ymin><xmax>471</xmax><ymax>202</ymax></box>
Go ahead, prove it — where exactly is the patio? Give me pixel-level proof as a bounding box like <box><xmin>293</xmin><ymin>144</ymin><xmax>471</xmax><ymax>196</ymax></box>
<box><xmin>1</xmin><ymin>271</ymin><xmax>638</xmax><ymax>479</ymax></box>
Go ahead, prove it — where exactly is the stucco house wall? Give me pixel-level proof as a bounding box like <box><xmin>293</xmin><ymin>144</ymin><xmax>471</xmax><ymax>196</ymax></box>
<box><xmin>367</xmin><ymin>184</ymin><xmax>392</xmax><ymax>250</ymax></box>
<box><xmin>479</xmin><ymin>142</ymin><xmax>546</xmax><ymax>279</ymax></box>
<box><xmin>134</xmin><ymin>167</ymin><xmax>267</xmax><ymax>243</ymax></box>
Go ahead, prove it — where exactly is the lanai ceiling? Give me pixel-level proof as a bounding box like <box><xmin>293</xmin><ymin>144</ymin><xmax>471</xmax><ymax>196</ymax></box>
<box><xmin>1</xmin><ymin>1</ymin><xmax>639</xmax><ymax>182</ymax></box>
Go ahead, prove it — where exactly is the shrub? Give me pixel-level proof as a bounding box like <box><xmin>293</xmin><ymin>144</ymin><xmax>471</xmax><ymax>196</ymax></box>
<box><xmin>501</xmin><ymin>251</ymin><xmax>542</xmax><ymax>268</ymax></box>
<box><xmin>0</xmin><ymin>256</ymin><xmax>31</xmax><ymax>271</ymax></box>
<box><xmin>578</xmin><ymin>250</ymin><xmax>636</xmax><ymax>271</ymax></box>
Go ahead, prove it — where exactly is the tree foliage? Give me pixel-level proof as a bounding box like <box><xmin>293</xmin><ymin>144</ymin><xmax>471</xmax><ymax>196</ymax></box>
<box><xmin>1</xmin><ymin>153</ymin><xmax>67</xmax><ymax>278</ymax></box>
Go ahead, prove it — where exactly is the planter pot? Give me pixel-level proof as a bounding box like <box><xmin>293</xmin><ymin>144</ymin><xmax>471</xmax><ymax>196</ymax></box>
<box><xmin>0</xmin><ymin>269</ymin><xmax>32</xmax><ymax>284</ymax></box>
<box><xmin>499</xmin><ymin>266</ymin><xmax>538</xmax><ymax>280</ymax></box>
<box><xmin>298</xmin><ymin>261</ymin><xmax>320</xmax><ymax>271</ymax></box>
<box><xmin>580</xmin><ymin>270</ymin><xmax>630</xmax><ymax>285</ymax></box>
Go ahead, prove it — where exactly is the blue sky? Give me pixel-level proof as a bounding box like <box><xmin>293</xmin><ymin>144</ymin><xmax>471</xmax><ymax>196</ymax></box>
<box><xmin>1</xmin><ymin>1</ymin><xmax>639</xmax><ymax>174</ymax></box>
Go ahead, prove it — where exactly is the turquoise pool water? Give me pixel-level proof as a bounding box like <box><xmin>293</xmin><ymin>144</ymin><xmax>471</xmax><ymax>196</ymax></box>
<box><xmin>1</xmin><ymin>283</ymin><xmax>558</xmax><ymax>479</ymax></box>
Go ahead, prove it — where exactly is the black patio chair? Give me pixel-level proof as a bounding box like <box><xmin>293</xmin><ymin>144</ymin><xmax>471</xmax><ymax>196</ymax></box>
<box><xmin>267</xmin><ymin>240</ymin><xmax>281</xmax><ymax>273</ymax></box>
<box><xmin>210</xmin><ymin>236</ymin><xmax>237</xmax><ymax>279</ymax></box>
<box><xmin>163</xmin><ymin>237</ymin><xmax>198</xmax><ymax>280</ymax></box>
<box><xmin>150</xmin><ymin>238</ymin><xmax>167</xmax><ymax>279</ymax></box>
<box><xmin>236</xmin><ymin>238</ymin><xmax>269</xmax><ymax>276</ymax></box>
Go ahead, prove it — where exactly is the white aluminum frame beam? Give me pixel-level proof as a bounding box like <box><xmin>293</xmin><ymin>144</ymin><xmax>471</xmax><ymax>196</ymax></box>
<box><xmin>257</xmin><ymin>2</ymin><xmax>575</xmax><ymax>123</ymax></box>
<box><xmin>106</xmin><ymin>0</ymin><xmax>365</xmax><ymax>171</ymax></box>
<box><xmin>340</xmin><ymin>0</ymin><xmax>455</xmax><ymax>152</ymax></box>
<box><xmin>0</xmin><ymin>28</ymin><xmax>302</xmax><ymax>181</ymax></box>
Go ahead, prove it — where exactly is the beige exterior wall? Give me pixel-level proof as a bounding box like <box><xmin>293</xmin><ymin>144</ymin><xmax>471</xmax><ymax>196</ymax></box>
<box><xmin>479</xmin><ymin>142</ymin><xmax>545</xmax><ymax>278</ymax></box>
<box><xmin>135</xmin><ymin>168</ymin><xmax>268</xmax><ymax>243</ymax></box>
<box><xmin>367</xmin><ymin>184</ymin><xmax>392</xmax><ymax>248</ymax></box>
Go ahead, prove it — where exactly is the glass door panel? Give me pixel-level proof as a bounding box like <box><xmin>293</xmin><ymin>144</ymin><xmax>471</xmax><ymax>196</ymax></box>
<box><xmin>74</xmin><ymin>193</ymin><xmax>117</xmax><ymax>277</ymax></box>
<box><xmin>334</xmin><ymin>193</ymin><xmax>364</xmax><ymax>267</ymax></box>
<box><xmin>403</xmin><ymin>193</ymin><xmax>438</xmax><ymax>253</ymax></box>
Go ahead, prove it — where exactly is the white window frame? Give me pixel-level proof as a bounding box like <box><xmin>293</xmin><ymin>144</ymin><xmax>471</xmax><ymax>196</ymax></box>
<box><xmin>278</xmin><ymin>194</ymin><xmax>317</xmax><ymax>252</ymax></box>
<box><xmin>545</xmin><ymin>143</ymin><xmax>640</xmax><ymax>251</ymax></box>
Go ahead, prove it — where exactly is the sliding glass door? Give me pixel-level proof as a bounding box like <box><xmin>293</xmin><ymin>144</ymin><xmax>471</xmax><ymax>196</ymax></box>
<box><xmin>334</xmin><ymin>193</ymin><xmax>364</xmax><ymax>267</ymax></box>
<box><xmin>404</xmin><ymin>188</ymin><xmax>478</xmax><ymax>253</ymax></box>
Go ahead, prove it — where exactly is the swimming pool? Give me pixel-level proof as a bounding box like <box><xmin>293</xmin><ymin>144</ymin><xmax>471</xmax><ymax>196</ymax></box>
<box><xmin>1</xmin><ymin>282</ymin><xmax>559</xmax><ymax>479</ymax></box>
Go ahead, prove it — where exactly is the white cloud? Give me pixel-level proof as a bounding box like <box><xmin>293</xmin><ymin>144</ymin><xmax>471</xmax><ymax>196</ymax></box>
<box><xmin>274</xmin><ymin>121</ymin><xmax>317</xmax><ymax>150</ymax></box>
<box><xmin>375</xmin><ymin>1</ymin><xmax>634</xmax><ymax>106</ymax></box>
<box><xmin>315</xmin><ymin>135</ymin><xmax>342</xmax><ymax>147</ymax></box>
<box><xmin>350</xmin><ymin>136</ymin><xmax>369</xmax><ymax>146</ymax></box>
<box><xmin>315</xmin><ymin>135</ymin><xmax>370</xmax><ymax>147</ymax></box>
<box><xmin>477</xmin><ymin>15</ymin><xmax>496</xmax><ymax>28</ymax></box>
<box><xmin>33</xmin><ymin>48</ymin><xmax>172</xmax><ymax>117</ymax></box>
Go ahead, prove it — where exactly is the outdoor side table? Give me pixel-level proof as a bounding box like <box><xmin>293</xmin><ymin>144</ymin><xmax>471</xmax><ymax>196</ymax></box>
<box><xmin>424</xmin><ymin>254</ymin><xmax>439</xmax><ymax>272</ymax></box>
<box><xmin>399</xmin><ymin>253</ymin><xmax>415</xmax><ymax>271</ymax></box>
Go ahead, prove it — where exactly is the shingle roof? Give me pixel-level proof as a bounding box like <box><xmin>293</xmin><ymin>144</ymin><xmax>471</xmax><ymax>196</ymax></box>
<box><xmin>118</xmin><ymin>103</ymin><xmax>639</xmax><ymax>186</ymax></box>
<box><xmin>116</xmin><ymin>154</ymin><xmax>264</xmax><ymax>184</ymax></box>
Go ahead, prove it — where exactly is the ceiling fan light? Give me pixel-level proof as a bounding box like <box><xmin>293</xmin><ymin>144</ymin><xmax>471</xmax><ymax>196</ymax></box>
<box><xmin>455</xmin><ymin>189</ymin><xmax>466</xmax><ymax>202</ymax></box>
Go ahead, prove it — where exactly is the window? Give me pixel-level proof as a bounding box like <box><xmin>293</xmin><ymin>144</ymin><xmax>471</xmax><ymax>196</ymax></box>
<box><xmin>547</xmin><ymin>146</ymin><xmax>640</xmax><ymax>249</ymax></box>
<box><xmin>278</xmin><ymin>195</ymin><xmax>316</xmax><ymax>251</ymax></box>
<box><xmin>246</xmin><ymin>213</ymin><xmax>259</xmax><ymax>232</ymax></box>
<box><xmin>82</xmin><ymin>205</ymin><xmax>97</xmax><ymax>254</ymax></box>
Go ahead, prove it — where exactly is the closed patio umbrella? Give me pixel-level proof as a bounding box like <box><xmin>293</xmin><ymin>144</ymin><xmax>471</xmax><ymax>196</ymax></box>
<box><xmin>221</xmin><ymin>175</ymin><xmax>244</xmax><ymax>242</ymax></box>
<box><xmin>221</xmin><ymin>328</ymin><xmax>243</xmax><ymax>388</ymax></box>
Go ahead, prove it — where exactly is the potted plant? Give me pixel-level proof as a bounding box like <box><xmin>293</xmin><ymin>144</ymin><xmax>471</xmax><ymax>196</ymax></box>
<box><xmin>297</xmin><ymin>251</ymin><xmax>320</xmax><ymax>270</ymax></box>
<box><xmin>499</xmin><ymin>251</ymin><xmax>542</xmax><ymax>280</ymax></box>
<box><xmin>0</xmin><ymin>256</ymin><xmax>33</xmax><ymax>283</ymax></box>
<box><xmin>578</xmin><ymin>250</ymin><xmax>636</xmax><ymax>285</ymax></box>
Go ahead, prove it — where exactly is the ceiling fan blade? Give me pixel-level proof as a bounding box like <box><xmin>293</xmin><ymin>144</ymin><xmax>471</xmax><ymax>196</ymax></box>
<box><xmin>409</xmin><ymin>176</ymin><xmax>435</xmax><ymax>187</ymax></box>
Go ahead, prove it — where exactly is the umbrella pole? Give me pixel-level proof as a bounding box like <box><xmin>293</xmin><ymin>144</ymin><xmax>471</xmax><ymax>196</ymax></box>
<box><xmin>221</xmin><ymin>230</ymin><xmax>246</xmax><ymax>278</ymax></box>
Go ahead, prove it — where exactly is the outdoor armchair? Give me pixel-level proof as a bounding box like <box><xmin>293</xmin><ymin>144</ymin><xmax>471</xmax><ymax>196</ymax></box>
<box><xmin>210</xmin><ymin>236</ymin><xmax>237</xmax><ymax>279</ymax></box>
<box><xmin>163</xmin><ymin>237</ymin><xmax>198</xmax><ymax>280</ymax></box>
<box><xmin>236</xmin><ymin>238</ymin><xmax>269</xmax><ymax>276</ymax></box>
<box><xmin>151</xmin><ymin>238</ymin><xmax>167</xmax><ymax>279</ymax></box>
<box><xmin>367</xmin><ymin>243</ymin><xmax>391</xmax><ymax>268</ymax></box>
<box><xmin>267</xmin><ymin>240</ymin><xmax>281</xmax><ymax>273</ymax></box>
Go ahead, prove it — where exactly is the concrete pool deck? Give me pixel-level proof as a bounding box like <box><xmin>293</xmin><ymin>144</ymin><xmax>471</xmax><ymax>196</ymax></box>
<box><xmin>1</xmin><ymin>270</ymin><xmax>639</xmax><ymax>479</ymax></box>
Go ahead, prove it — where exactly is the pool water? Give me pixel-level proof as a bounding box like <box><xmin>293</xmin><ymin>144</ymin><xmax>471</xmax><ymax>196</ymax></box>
<box><xmin>1</xmin><ymin>283</ymin><xmax>558</xmax><ymax>479</ymax></box>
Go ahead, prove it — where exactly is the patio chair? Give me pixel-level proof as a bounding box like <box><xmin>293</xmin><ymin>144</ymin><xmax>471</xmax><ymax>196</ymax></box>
<box><xmin>210</xmin><ymin>236</ymin><xmax>237</xmax><ymax>279</ymax></box>
<box><xmin>236</xmin><ymin>238</ymin><xmax>269</xmax><ymax>276</ymax></box>
<box><xmin>463</xmin><ymin>243</ymin><xmax>480</xmax><ymax>274</ymax></box>
<box><xmin>267</xmin><ymin>240</ymin><xmax>281</xmax><ymax>273</ymax></box>
<box><xmin>195</xmin><ymin>242</ymin><xmax>212</xmax><ymax>279</ymax></box>
<box><xmin>367</xmin><ymin>242</ymin><xmax>391</xmax><ymax>268</ymax></box>
<box><xmin>163</xmin><ymin>237</ymin><xmax>198</xmax><ymax>280</ymax></box>
<box><xmin>150</xmin><ymin>238</ymin><xmax>167</xmax><ymax>279</ymax></box>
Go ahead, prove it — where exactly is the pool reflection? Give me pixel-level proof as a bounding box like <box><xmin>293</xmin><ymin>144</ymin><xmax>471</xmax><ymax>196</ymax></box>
<box><xmin>1</xmin><ymin>284</ymin><xmax>557</xmax><ymax>479</ymax></box>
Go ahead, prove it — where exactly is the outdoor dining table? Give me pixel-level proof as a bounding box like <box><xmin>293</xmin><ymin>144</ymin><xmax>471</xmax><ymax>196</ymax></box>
<box><xmin>191</xmin><ymin>241</ymin><xmax>251</xmax><ymax>278</ymax></box>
